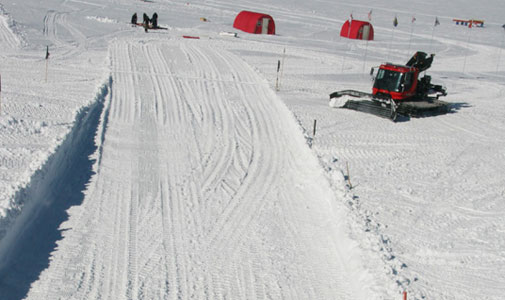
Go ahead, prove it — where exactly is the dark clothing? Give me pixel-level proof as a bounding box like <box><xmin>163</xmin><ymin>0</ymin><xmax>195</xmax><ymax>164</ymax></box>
<box><xmin>151</xmin><ymin>13</ymin><xmax>158</xmax><ymax>28</ymax></box>
<box><xmin>143</xmin><ymin>13</ymin><xmax>150</xmax><ymax>26</ymax></box>
<box><xmin>131</xmin><ymin>13</ymin><xmax>137</xmax><ymax>24</ymax></box>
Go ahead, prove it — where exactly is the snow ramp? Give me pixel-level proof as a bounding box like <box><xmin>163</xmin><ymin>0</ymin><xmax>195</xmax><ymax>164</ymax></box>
<box><xmin>25</xmin><ymin>39</ymin><xmax>377</xmax><ymax>299</ymax></box>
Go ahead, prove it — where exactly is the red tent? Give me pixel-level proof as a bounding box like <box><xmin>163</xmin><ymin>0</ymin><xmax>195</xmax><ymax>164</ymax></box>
<box><xmin>340</xmin><ymin>20</ymin><xmax>374</xmax><ymax>40</ymax></box>
<box><xmin>233</xmin><ymin>11</ymin><xmax>275</xmax><ymax>34</ymax></box>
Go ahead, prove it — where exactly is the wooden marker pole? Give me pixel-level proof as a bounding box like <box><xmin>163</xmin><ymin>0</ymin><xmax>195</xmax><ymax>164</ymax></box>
<box><xmin>275</xmin><ymin>60</ymin><xmax>280</xmax><ymax>91</ymax></box>
<box><xmin>313</xmin><ymin>119</ymin><xmax>317</xmax><ymax>137</ymax></box>
<box><xmin>346</xmin><ymin>162</ymin><xmax>353</xmax><ymax>189</ymax></box>
<box><xmin>45</xmin><ymin>60</ymin><xmax>48</xmax><ymax>83</ymax></box>
<box><xmin>278</xmin><ymin>48</ymin><xmax>286</xmax><ymax>89</ymax></box>
<box><xmin>45</xmin><ymin>46</ymin><xmax>50</xmax><ymax>82</ymax></box>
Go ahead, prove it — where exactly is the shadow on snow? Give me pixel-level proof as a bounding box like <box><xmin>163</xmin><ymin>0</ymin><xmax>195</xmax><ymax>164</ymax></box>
<box><xmin>0</xmin><ymin>81</ymin><xmax>110</xmax><ymax>300</ymax></box>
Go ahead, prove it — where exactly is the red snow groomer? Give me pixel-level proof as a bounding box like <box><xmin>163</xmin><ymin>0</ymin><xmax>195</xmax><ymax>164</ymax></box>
<box><xmin>329</xmin><ymin>52</ymin><xmax>450</xmax><ymax>121</ymax></box>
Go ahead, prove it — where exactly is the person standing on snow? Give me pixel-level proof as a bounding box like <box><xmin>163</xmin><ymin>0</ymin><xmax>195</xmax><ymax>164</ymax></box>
<box><xmin>151</xmin><ymin>12</ymin><xmax>158</xmax><ymax>28</ymax></box>
<box><xmin>131</xmin><ymin>13</ymin><xmax>138</xmax><ymax>25</ymax></box>
<box><xmin>142</xmin><ymin>13</ymin><xmax>150</xmax><ymax>32</ymax></box>
<box><xmin>143</xmin><ymin>13</ymin><xmax>150</xmax><ymax>27</ymax></box>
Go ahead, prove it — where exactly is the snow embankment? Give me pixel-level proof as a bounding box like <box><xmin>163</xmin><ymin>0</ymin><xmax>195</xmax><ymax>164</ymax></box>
<box><xmin>0</xmin><ymin>80</ymin><xmax>109</xmax><ymax>298</ymax></box>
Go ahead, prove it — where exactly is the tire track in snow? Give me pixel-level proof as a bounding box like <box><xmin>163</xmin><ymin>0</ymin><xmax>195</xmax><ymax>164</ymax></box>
<box><xmin>126</xmin><ymin>43</ymin><xmax>177</xmax><ymax>299</ymax></box>
<box><xmin>155</xmin><ymin>43</ymin><xmax>255</xmax><ymax>261</ymax></box>
<box><xmin>43</xmin><ymin>10</ymin><xmax>88</xmax><ymax>60</ymax></box>
<box><xmin>136</xmin><ymin>45</ymin><xmax>177</xmax><ymax>299</ymax></box>
<box><xmin>203</xmin><ymin>49</ymin><xmax>281</xmax><ymax>254</ymax></box>
<box><xmin>182</xmin><ymin>45</ymin><xmax>247</xmax><ymax>208</ymax></box>
<box><xmin>138</xmin><ymin>42</ymin><xmax>211</xmax><ymax>299</ymax></box>
<box><xmin>148</xmin><ymin>44</ymin><xmax>200</xmax><ymax>299</ymax></box>
<box><xmin>126</xmin><ymin>41</ymin><xmax>281</xmax><ymax>298</ymax></box>
<box><xmin>180</xmin><ymin>44</ymin><xmax>268</xmax><ymax>298</ymax></box>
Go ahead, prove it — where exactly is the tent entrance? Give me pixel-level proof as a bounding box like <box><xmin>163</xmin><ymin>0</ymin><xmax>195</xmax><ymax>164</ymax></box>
<box><xmin>261</xmin><ymin>18</ymin><xmax>270</xmax><ymax>34</ymax></box>
<box><xmin>361</xmin><ymin>25</ymin><xmax>371</xmax><ymax>40</ymax></box>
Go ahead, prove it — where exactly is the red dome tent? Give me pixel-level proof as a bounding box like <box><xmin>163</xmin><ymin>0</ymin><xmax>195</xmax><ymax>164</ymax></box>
<box><xmin>340</xmin><ymin>20</ymin><xmax>374</xmax><ymax>40</ymax></box>
<box><xmin>233</xmin><ymin>11</ymin><xmax>275</xmax><ymax>35</ymax></box>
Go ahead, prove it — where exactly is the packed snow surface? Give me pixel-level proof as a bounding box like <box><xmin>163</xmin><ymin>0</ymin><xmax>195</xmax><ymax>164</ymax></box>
<box><xmin>0</xmin><ymin>0</ymin><xmax>504</xmax><ymax>299</ymax></box>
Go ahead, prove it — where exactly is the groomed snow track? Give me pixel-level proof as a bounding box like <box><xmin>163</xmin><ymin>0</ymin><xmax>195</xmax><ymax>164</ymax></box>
<box><xmin>3</xmin><ymin>40</ymin><xmax>377</xmax><ymax>299</ymax></box>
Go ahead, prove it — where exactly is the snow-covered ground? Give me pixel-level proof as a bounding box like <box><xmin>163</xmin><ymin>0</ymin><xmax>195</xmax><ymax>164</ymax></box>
<box><xmin>0</xmin><ymin>0</ymin><xmax>504</xmax><ymax>299</ymax></box>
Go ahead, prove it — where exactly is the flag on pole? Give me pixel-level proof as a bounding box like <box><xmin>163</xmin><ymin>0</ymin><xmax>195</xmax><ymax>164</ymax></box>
<box><xmin>368</xmin><ymin>10</ymin><xmax>372</xmax><ymax>21</ymax></box>
<box><xmin>435</xmin><ymin>17</ymin><xmax>440</xmax><ymax>26</ymax></box>
<box><xmin>393</xmin><ymin>16</ymin><xmax>398</xmax><ymax>27</ymax></box>
<box><xmin>45</xmin><ymin>46</ymin><xmax>50</xmax><ymax>59</ymax></box>
<box><xmin>412</xmin><ymin>16</ymin><xmax>416</xmax><ymax>23</ymax></box>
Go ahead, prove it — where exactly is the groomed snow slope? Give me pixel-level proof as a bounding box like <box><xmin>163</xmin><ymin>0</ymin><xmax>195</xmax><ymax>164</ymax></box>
<box><xmin>7</xmin><ymin>40</ymin><xmax>375</xmax><ymax>299</ymax></box>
